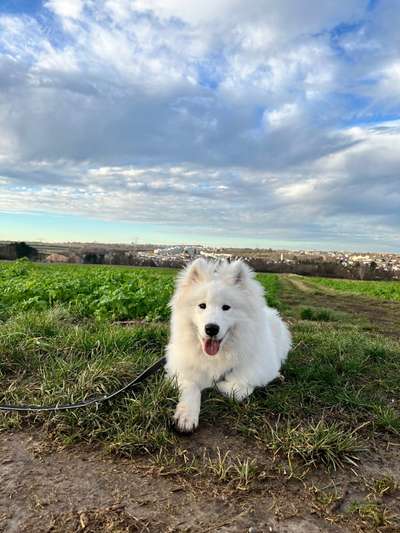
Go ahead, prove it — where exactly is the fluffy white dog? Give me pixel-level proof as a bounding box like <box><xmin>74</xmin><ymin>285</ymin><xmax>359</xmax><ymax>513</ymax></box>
<box><xmin>165</xmin><ymin>258</ymin><xmax>292</xmax><ymax>433</ymax></box>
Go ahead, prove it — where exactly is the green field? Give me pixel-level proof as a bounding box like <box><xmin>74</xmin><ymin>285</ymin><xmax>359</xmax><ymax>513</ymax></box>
<box><xmin>1</xmin><ymin>260</ymin><xmax>400</xmax><ymax>530</ymax></box>
<box><xmin>307</xmin><ymin>276</ymin><xmax>400</xmax><ymax>302</ymax></box>
<box><xmin>0</xmin><ymin>260</ymin><xmax>175</xmax><ymax>321</ymax></box>
<box><xmin>0</xmin><ymin>260</ymin><xmax>280</xmax><ymax>321</ymax></box>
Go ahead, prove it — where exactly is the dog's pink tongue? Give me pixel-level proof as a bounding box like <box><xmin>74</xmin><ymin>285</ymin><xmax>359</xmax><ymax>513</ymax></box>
<box><xmin>204</xmin><ymin>338</ymin><xmax>220</xmax><ymax>356</ymax></box>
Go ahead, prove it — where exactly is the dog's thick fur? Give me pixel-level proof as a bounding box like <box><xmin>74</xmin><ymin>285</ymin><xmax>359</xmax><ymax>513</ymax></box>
<box><xmin>166</xmin><ymin>258</ymin><xmax>292</xmax><ymax>432</ymax></box>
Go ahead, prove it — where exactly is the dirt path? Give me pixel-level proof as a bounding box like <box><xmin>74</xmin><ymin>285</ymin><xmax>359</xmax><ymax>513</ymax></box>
<box><xmin>285</xmin><ymin>276</ymin><xmax>315</xmax><ymax>294</ymax></box>
<box><xmin>1</xmin><ymin>428</ymin><xmax>400</xmax><ymax>532</ymax></box>
<box><xmin>0</xmin><ymin>430</ymin><xmax>332</xmax><ymax>532</ymax></box>
<box><xmin>283</xmin><ymin>275</ymin><xmax>400</xmax><ymax>340</ymax></box>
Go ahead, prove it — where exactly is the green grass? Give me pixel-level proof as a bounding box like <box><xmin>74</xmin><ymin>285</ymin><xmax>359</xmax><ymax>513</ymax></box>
<box><xmin>152</xmin><ymin>445</ymin><xmax>259</xmax><ymax>491</ymax></box>
<box><xmin>206</xmin><ymin>449</ymin><xmax>258</xmax><ymax>490</ymax></box>
<box><xmin>266</xmin><ymin>419</ymin><xmax>366</xmax><ymax>471</ymax></box>
<box><xmin>299</xmin><ymin>306</ymin><xmax>347</xmax><ymax>322</ymax></box>
<box><xmin>0</xmin><ymin>307</ymin><xmax>175</xmax><ymax>455</ymax></box>
<box><xmin>307</xmin><ymin>276</ymin><xmax>400</xmax><ymax>302</ymax></box>
<box><xmin>367</xmin><ymin>475</ymin><xmax>398</xmax><ymax>497</ymax></box>
<box><xmin>257</xmin><ymin>273</ymin><xmax>281</xmax><ymax>308</ymax></box>
<box><xmin>347</xmin><ymin>501</ymin><xmax>394</xmax><ymax>529</ymax></box>
<box><xmin>1</xmin><ymin>306</ymin><xmax>399</xmax><ymax>464</ymax></box>
<box><xmin>0</xmin><ymin>261</ymin><xmax>399</xmax><ymax>474</ymax></box>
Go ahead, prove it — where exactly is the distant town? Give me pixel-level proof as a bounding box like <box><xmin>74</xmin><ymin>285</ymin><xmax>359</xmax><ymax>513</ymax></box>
<box><xmin>0</xmin><ymin>240</ymin><xmax>399</xmax><ymax>280</ymax></box>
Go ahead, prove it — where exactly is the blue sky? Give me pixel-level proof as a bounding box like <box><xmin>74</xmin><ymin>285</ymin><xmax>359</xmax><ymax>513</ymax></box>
<box><xmin>0</xmin><ymin>1</ymin><xmax>43</xmax><ymax>15</ymax></box>
<box><xmin>0</xmin><ymin>0</ymin><xmax>399</xmax><ymax>251</ymax></box>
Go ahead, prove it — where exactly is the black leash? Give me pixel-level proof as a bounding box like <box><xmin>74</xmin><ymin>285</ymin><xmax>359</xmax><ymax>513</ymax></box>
<box><xmin>0</xmin><ymin>356</ymin><xmax>166</xmax><ymax>413</ymax></box>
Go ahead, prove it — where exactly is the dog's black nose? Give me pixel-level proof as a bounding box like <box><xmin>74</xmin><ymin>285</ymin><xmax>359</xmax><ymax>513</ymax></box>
<box><xmin>205</xmin><ymin>323</ymin><xmax>220</xmax><ymax>337</ymax></box>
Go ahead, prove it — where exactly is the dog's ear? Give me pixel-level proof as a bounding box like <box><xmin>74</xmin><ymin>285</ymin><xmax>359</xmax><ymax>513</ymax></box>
<box><xmin>230</xmin><ymin>259</ymin><xmax>254</xmax><ymax>285</ymax></box>
<box><xmin>180</xmin><ymin>257</ymin><xmax>209</xmax><ymax>286</ymax></box>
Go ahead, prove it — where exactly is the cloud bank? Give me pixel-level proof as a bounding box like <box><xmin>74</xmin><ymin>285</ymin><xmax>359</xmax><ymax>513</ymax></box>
<box><xmin>0</xmin><ymin>0</ymin><xmax>399</xmax><ymax>249</ymax></box>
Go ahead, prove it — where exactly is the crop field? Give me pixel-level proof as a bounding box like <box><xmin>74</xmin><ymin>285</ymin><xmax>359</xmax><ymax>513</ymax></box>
<box><xmin>0</xmin><ymin>260</ymin><xmax>280</xmax><ymax>321</ymax></box>
<box><xmin>307</xmin><ymin>276</ymin><xmax>400</xmax><ymax>302</ymax></box>
<box><xmin>0</xmin><ymin>261</ymin><xmax>400</xmax><ymax>532</ymax></box>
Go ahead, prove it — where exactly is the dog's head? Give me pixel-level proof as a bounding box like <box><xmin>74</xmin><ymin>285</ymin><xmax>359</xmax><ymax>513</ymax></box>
<box><xmin>170</xmin><ymin>258</ymin><xmax>264</xmax><ymax>356</ymax></box>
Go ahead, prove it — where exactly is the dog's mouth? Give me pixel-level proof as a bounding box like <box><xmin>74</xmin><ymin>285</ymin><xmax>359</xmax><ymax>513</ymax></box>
<box><xmin>202</xmin><ymin>331</ymin><xmax>229</xmax><ymax>356</ymax></box>
<box><xmin>203</xmin><ymin>337</ymin><xmax>222</xmax><ymax>356</ymax></box>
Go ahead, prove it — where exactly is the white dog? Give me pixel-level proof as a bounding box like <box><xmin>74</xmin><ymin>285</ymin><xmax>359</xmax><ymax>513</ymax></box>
<box><xmin>165</xmin><ymin>258</ymin><xmax>292</xmax><ymax>433</ymax></box>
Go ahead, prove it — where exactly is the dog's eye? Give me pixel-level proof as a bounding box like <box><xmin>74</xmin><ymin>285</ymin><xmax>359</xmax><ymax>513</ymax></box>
<box><xmin>198</xmin><ymin>303</ymin><xmax>206</xmax><ymax>309</ymax></box>
<box><xmin>222</xmin><ymin>304</ymin><xmax>231</xmax><ymax>311</ymax></box>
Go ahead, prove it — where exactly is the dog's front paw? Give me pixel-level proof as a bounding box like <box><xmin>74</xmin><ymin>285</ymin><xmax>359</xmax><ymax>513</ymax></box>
<box><xmin>173</xmin><ymin>402</ymin><xmax>199</xmax><ymax>434</ymax></box>
<box><xmin>217</xmin><ymin>380</ymin><xmax>253</xmax><ymax>402</ymax></box>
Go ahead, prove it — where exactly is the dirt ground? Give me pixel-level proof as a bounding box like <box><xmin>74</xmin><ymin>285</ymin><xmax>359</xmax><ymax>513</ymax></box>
<box><xmin>1</xmin><ymin>427</ymin><xmax>400</xmax><ymax>533</ymax></box>
<box><xmin>1</xmin><ymin>276</ymin><xmax>400</xmax><ymax>532</ymax></box>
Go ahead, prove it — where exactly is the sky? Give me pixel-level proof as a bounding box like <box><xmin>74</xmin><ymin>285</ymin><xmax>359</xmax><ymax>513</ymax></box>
<box><xmin>0</xmin><ymin>0</ymin><xmax>399</xmax><ymax>251</ymax></box>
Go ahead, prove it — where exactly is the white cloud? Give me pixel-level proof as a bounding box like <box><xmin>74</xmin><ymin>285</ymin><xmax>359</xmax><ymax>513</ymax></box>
<box><xmin>133</xmin><ymin>0</ymin><xmax>366</xmax><ymax>38</ymax></box>
<box><xmin>263</xmin><ymin>103</ymin><xmax>300</xmax><ymax>129</ymax></box>
<box><xmin>0</xmin><ymin>0</ymin><xmax>399</xmax><ymax>249</ymax></box>
<box><xmin>1</xmin><ymin>120</ymin><xmax>399</xmax><ymax>248</ymax></box>
<box><xmin>45</xmin><ymin>0</ymin><xmax>84</xmax><ymax>19</ymax></box>
<box><xmin>276</xmin><ymin>179</ymin><xmax>318</xmax><ymax>199</ymax></box>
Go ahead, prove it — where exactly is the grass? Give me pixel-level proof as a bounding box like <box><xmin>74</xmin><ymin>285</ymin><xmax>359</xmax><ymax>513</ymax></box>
<box><xmin>153</xmin><ymin>446</ymin><xmax>259</xmax><ymax>491</ymax></box>
<box><xmin>265</xmin><ymin>419</ymin><xmax>366</xmax><ymax>472</ymax></box>
<box><xmin>341</xmin><ymin>475</ymin><xmax>400</xmax><ymax>529</ymax></box>
<box><xmin>257</xmin><ymin>273</ymin><xmax>281</xmax><ymax>308</ymax></box>
<box><xmin>299</xmin><ymin>306</ymin><xmax>347</xmax><ymax>322</ymax></box>
<box><xmin>0</xmin><ymin>262</ymin><xmax>400</xmax><ymax>476</ymax></box>
<box><xmin>1</xmin><ymin>306</ymin><xmax>399</xmax><ymax>467</ymax></box>
<box><xmin>0</xmin><ymin>307</ymin><xmax>175</xmax><ymax>455</ymax></box>
<box><xmin>307</xmin><ymin>276</ymin><xmax>400</xmax><ymax>302</ymax></box>
<box><xmin>206</xmin><ymin>448</ymin><xmax>258</xmax><ymax>490</ymax></box>
<box><xmin>347</xmin><ymin>501</ymin><xmax>394</xmax><ymax>529</ymax></box>
<box><xmin>367</xmin><ymin>475</ymin><xmax>398</xmax><ymax>498</ymax></box>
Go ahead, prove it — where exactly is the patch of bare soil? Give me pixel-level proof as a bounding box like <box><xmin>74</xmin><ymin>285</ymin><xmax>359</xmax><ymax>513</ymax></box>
<box><xmin>1</xmin><ymin>429</ymin><xmax>400</xmax><ymax>532</ymax></box>
<box><xmin>284</xmin><ymin>275</ymin><xmax>400</xmax><ymax>340</ymax></box>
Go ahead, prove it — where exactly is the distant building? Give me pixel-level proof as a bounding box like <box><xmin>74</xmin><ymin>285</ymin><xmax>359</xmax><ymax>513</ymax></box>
<box><xmin>45</xmin><ymin>253</ymin><xmax>69</xmax><ymax>263</ymax></box>
<box><xmin>154</xmin><ymin>246</ymin><xmax>200</xmax><ymax>258</ymax></box>
<box><xmin>68</xmin><ymin>254</ymin><xmax>82</xmax><ymax>264</ymax></box>
<box><xmin>200</xmin><ymin>250</ymin><xmax>232</xmax><ymax>260</ymax></box>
